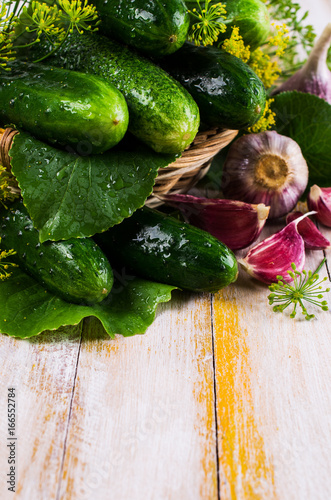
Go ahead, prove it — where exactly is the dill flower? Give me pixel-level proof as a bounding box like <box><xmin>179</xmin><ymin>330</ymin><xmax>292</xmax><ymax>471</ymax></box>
<box><xmin>268</xmin><ymin>260</ymin><xmax>330</xmax><ymax>320</ymax></box>
<box><xmin>0</xmin><ymin>238</ymin><xmax>17</xmax><ymax>281</ymax></box>
<box><xmin>247</xmin><ymin>98</ymin><xmax>276</xmax><ymax>133</ymax></box>
<box><xmin>0</xmin><ymin>1</ymin><xmax>99</xmax><ymax>69</ymax></box>
<box><xmin>0</xmin><ymin>32</ymin><xmax>15</xmax><ymax>70</ymax></box>
<box><xmin>249</xmin><ymin>47</ymin><xmax>281</xmax><ymax>89</ymax></box>
<box><xmin>188</xmin><ymin>0</ymin><xmax>227</xmax><ymax>47</ymax></box>
<box><xmin>249</xmin><ymin>22</ymin><xmax>290</xmax><ymax>88</ymax></box>
<box><xmin>220</xmin><ymin>22</ymin><xmax>289</xmax><ymax>89</ymax></box>
<box><xmin>58</xmin><ymin>0</ymin><xmax>100</xmax><ymax>34</ymax></box>
<box><xmin>23</xmin><ymin>2</ymin><xmax>64</xmax><ymax>41</ymax></box>
<box><xmin>221</xmin><ymin>26</ymin><xmax>251</xmax><ymax>62</ymax></box>
<box><xmin>266</xmin><ymin>0</ymin><xmax>316</xmax><ymax>74</ymax></box>
<box><xmin>0</xmin><ymin>165</ymin><xmax>20</xmax><ymax>207</ymax></box>
<box><xmin>269</xmin><ymin>22</ymin><xmax>290</xmax><ymax>57</ymax></box>
<box><xmin>0</xmin><ymin>4</ymin><xmax>16</xmax><ymax>70</ymax></box>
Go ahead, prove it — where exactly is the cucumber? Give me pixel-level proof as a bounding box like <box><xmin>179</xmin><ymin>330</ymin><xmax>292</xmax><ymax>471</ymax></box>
<box><xmin>90</xmin><ymin>0</ymin><xmax>190</xmax><ymax>57</ymax></box>
<box><xmin>0</xmin><ymin>200</ymin><xmax>113</xmax><ymax>304</ymax></box>
<box><xmin>0</xmin><ymin>61</ymin><xmax>129</xmax><ymax>155</ymax></box>
<box><xmin>221</xmin><ymin>0</ymin><xmax>270</xmax><ymax>50</ymax></box>
<box><xmin>160</xmin><ymin>42</ymin><xmax>266</xmax><ymax>130</ymax></box>
<box><xmin>33</xmin><ymin>32</ymin><xmax>200</xmax><ymax>154</ymax></box>
<box><xmin>186</xmin><ymin>0</ymin><xmax>270</xmax><ymax>51</ymax></box>
<box><xmin>94</xmin><ymin>207</ymin><xmax>238</xmax><ymax>293</ymax></box>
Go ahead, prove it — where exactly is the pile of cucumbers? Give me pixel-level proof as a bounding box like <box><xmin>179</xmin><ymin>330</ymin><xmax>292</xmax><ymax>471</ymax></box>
<box><xmin>0</xmin><ymin>0</ymin><xmax>271</xmax><ymax>305</ymax></box>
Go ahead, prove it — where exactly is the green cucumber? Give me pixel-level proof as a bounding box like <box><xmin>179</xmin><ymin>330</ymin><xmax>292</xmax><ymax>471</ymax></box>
<box><xmin>0</xmin><ymin>200</ymin><xmax>113</xmax><ymax>304</ymax></box>
<box><xmin>0</xmin><ymin>61</ymin><xmax>129</xmax><ymax>155</ymax></box>
<box><xmin>94</xmin><ymin>207</ymin><xmax>238</xmax><ymax>293</ymax></box>
<box><xmin>160</xmin><ymin>42</ymin><xmax>266</xmax><ymax>130</ymax></box>
<box><xmin>33</xmin><ymin>32</ymin><xmax>200</xmax><ymax>154</ymax></box>
<box><xmin>90</xmin><ymin>0</ymin><xmax>190</xmax><ymax>57</ymax></box>
<box><xmin>221</xmin><ymin>0</ymin><xmax>270</xmax><ymax>50</ymax></box>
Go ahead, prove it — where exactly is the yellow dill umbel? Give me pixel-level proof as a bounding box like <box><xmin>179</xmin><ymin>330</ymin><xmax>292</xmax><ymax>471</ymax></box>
<box><xmin>221</xmin><ymin>26</ymin><xmax>251</xmax><ymax>63</ymax></box>
<box><xmin>0</xmin><ymin>238</ymin><xmax>17</xmax><ymax>281</ymax></box>
<box><xmin>249</xmin><ymin>23</ymin><xmax>290</xmax><ymax>89</ymax></box>
<box><xmin>0</xmin><ymin>165</ymin><xmax>20</xmax><ymax>207</ymax></box>
<box><xmin>0</xmin><ymin>0</ymin><xmax>100</xmax><ymax>70</ymax></box>
<box><xmin>247</xmin><ymin>98</ymin><xmax>276</xmax><ymax>134</ymax></box>
<box><xmin>0</xmin><ymin>3</ymin><xmax>16</xmax><ymax>70</ymax></box>
<box><xmin>187</xmin><ymin>0</ymin><xmax>227</xmax><ymax>47</ymax></box>
<box><xmin>220</xmin><ymin>21</ymin><xmax>290</xmax><ymax>90</ymax></box>
<box><xmin>269</xmin><ymin>22</ymin><xmax>290</xmax><ymax>57</ymax></box>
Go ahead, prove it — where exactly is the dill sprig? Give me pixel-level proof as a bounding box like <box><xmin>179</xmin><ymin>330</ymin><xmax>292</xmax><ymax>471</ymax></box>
<box><xmin>220</xmin><ymin>22</ymin><xmax>289</xmax><ymax>90</ymax></box>
<box><xmin>21</xmin><ymin>2</ymin><xmax>64</xmax><ymax>42</ymax></box>
<box><xmin>0</xmin><ymin>3</ymin><xmax>17</xmax><ymax>70</ymax></box>
<box><xmin>247</xmin><ymin>97</ymin><xmax>276</xmax><ymax>134</ymax></box>
<box><xmin>221</xmin><ymin>26</ymin><xmax>250</xmax><ymax>62</ymax></box>
<box><xmin>265</xmin><ymin>0</ymin><xmax>316</xmax><ymax>75</ymax></box>
<box><xmin>0</xmin><ymin>238</ymin><xmax>18</xmax><ymax>281</ymax></box>
<box><xmin>188</xmin><ymin>0</ymin><xmax>320</xmax><ymax>79</ymax></box>
<box><xmin>220</xmin><ymin>24</ymin><xmax>286</xmax><ymax>133</ymax></box>
<box><xmin>187</xmin><ymin>0</ymin><xmax>227</xmax><ymax>46</ymax></box>
<box><xmin>0</xmin><ymin>0</ymin><xmax>99</xmax><ymax>69</ymax></box>
<box><xmin>59</xmin><ymin>0</ymin><xmax>99</xmax><ymax>34</ymax></box>
<box><xmin>268</xmin><ymin>259</ymin><xmax>330</xmax><ymax>320</ymax></box>
<box><xmin>0</xmin><ymin>165</ymin><xmax>20</xmax><ymax>207</ymax></box>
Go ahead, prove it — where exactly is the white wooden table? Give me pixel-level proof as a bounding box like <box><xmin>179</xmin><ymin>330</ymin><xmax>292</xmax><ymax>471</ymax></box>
<box><xmin>1</xmin><ymin>2</ymin><xmax>331</xmax><ymax>499</ymax></box>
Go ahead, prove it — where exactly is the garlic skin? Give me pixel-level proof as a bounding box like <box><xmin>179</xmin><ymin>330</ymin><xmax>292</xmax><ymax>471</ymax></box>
<box><xmin>238</xmin><ymin>212</ymin><xmax>315</xmax><ymax>285</ymax></box>
<box><xmin>159</xmin><ymin>194</ymin><xmax>270</xmax><ymax>250</ymax></box>
<box><xmin>221</xmin><ymin>131</ymin><xmax>308</xmax><ymax>219</ymax></box>
<box><xmin>272</xmin><ymin>23</ymin><xmax>331</xmax><ymax>103</ymax></box>
<box><xmin>286</xmin><ymin>211</ymin><xmax>331</xmax><ymax>250</ymax></box>
<box><xmin>307</xmin><ymin>185</ymin><xmax>331</xmax><ymax>227</ymax></box>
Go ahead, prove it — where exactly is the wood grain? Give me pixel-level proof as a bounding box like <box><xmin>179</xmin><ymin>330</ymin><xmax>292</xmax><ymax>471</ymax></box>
<box><xmin>1</xmin><ymin>2</ymin><xmax>331</xmax><ymax>499</ymax></box>
<box><xmin>57</xmin><ymin>293</ymin><xmax>217</xmax><ymax>500</ymax></box>
<box><xmin>0</xmin><ymin>325</ymin><xmax>82</xmax><ymax>500</ymax></box>
<box><xmin>213</xmin><ymin>224</ymin><xmax>331</xmax><ymax>500</ymax></box>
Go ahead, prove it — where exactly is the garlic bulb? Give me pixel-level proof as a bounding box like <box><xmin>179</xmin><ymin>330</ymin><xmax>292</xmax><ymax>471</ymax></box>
<box><xmin>307</xmin><ymin>184</ymin><xmax>331</xmax><ymax>227</ymax></box>
<box><xmin>238</xmin><ymin>212</ymin><xmax>315</xmax><ymax>284</ymax></box>
<box><xmin>221</xmin><ymin>131</ymin><xmax>309</xmax><ymax>219</ymax></box>
<box><xmin>159</xmin><ymin>194</ymin><xmax>270</xmax><ymax>250</ymax></box>
<box><xmin>286</xmin><ymin>211</ymin><xmax>331</xmax><ymax>250</ymax></box>
<box><xmin>272</xmin><ymin>23</ymin><xmax>331</xmax><ymax>103</ymax></box>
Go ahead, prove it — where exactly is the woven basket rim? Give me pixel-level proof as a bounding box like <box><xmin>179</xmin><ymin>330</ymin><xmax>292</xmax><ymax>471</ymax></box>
<box><xmin>145</xmin><ymin>127</ymin><xmax>238</xmax><ymax>208</ymax></box>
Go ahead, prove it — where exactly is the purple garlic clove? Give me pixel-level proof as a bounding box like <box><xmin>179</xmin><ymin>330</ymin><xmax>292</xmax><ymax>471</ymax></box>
<box><xmin>272</xmin><ymin>23</ymin><xmax>331</xmax><ymax>103</ymax></box>
<box><xmin>221</xmin><ymin>131</ymin><xmax>308</xmax><ymax>219</ymax></box>
<box><xmin>307</xmin><ymin>185</ymin><xmax>331</xmax><ymax>227</ymax></box>
<box><xmin>159</xmin><ymin>194</ymin><xmax>270</xmax><ymax>250</ymax></box>
<box><xmin>286</xmin><ymin>211</ymin><xmax>331</xmax><ymax>250</ymax></box>
<box><xmin>238</xmin><ymin>212</ymin><xmax>315</xmax><ymax>284</ymax></box>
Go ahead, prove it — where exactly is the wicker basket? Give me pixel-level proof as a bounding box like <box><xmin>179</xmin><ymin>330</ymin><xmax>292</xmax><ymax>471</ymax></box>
<box><xmin>146</xmin><ymin>128</ymin><xmax>238</xmax><ymax>208</ymax></box>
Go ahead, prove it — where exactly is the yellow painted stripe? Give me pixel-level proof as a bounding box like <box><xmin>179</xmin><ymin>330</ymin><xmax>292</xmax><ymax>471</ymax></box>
<box><xmin>213</xmin><ymin>290</ymin><xmax>277</xmax><ymax>500</ymax></box>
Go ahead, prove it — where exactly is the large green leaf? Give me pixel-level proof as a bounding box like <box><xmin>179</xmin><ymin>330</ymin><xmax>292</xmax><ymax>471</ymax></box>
<box><xmin>0</xmin><ymin>268</ymin><xmax>175</xmax><ymax>339</ymax></box>
<box><xmin>271</xmin><ymin>91</ymin><xmax>331</xmax><ymax>188</ymax></box>
<box><xmin>10</xmin><ymin>132</ymin><xmax>176</xmax><ymax>242</ymax></box>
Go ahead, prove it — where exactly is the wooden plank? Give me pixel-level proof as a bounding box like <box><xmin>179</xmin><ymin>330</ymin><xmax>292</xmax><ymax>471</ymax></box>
<box><xmin>57</xmin><ymin>292</ymin><xmax>218</xmax><ymax>500</ymax></box>
<box><xmin>0</xmin><ymin>4</ymin><xmax>329</xmax><ymax>500</ymax></box>
<box><xmin>0</xmin><ymin>324</ymin><xmax>82</xmax><ymax>500</ymax></box>
<box><xmin>213</xmin><ymin>223</ymin><xmax>331</xmax><ymax>500</ymax></box>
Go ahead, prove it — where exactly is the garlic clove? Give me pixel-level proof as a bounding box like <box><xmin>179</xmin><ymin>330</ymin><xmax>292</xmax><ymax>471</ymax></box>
<box><xmin>159</xmin><ymin>194</ymin><xmax>270</xmax><ymax>250</ymax></box>
<box><xmin>307</xmin><ymin>184</ymin><xmax>331</xmax><ymax>227</ymax></box>
<box><xmin>272</xmin><ymin>23</ymin><xmax>331</xmax><ymax>103</ymax></box>
<box><xmin>286</xmin><ymin>211</ymin><xmax>331</xmax><ymax>250</ymax></box>
<box><xmin>221</xmin><ymin>131</ymin><xmax>308</xmax><ymax>219</ymax></box>
<box><xmin>238</xmin><ymin>212</ymin><xmax>316</xmax><ymax>284</ymax></box>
